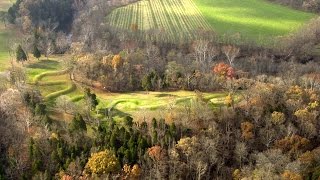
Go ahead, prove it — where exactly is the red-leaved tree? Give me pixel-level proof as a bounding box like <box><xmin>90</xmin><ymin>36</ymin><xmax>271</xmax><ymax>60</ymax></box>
<box><xmin>213</xmin><ymin>62</ymin><xmax>235</xmax><ymax>79</ymax></box>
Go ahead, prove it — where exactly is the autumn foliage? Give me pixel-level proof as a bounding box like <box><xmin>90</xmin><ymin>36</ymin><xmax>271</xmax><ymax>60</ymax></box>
<box><xmin>224</xmin><ymin>93</ymin><xmax>234</xmax><ymax>107</ymax></box>
<box><xmin>122</xmin><ymin>164</ymin><xmax>141</xmax><ymax>179</ymax></box>
<box><xmin>112</xmin><ymin>54</ymin><xmax>123</xmax><ymax>72</ymax></box>
<box><xmin>275</xmin><ymin>135</ymin><xmax>310</xmax><ymax>158</ymax></box>
<box><xmin>241</xmin><ymin>122</ymin><xmax>254</xmax><ymax>140</ymax></box>
<box><xmin>281</xmin><ymin>170</ymin><xmax>303</xmax><ymax>180</ymax></box>
<box><xmin>271</xmin><ymin>111</ymin><xmax>285</xmax><ymax>125</ymax></box>
<box><xmin>148</xmin><ymin>145</ymin><xmax>165</xmax><ymax>161</ymax></box>
<box><xmin>84</xmin><ymin>150</ymin><xmax>120</xmax><ymax>175</ymax></box>
<box><xmin>213</xmin><ymin>62</ymin><xmax>235</xmax><ymax>79</ymax></box>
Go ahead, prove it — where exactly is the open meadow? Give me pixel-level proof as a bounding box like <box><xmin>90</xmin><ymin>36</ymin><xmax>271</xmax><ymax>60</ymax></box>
<box><xmin>107</xmin><ymin>0</ymin><xmax>315</xmax><ymax>43</ymax></box>
<box><xmin>194</xmin><ymin>0</ymin><xmax>315</xmax><ymax>41</ymax></box>
<box><xmin>0</xmin><ymin>0</ymin><xmax>14</xmax><ymax>71</ymax></box>
<box><xmin>107</xmin><ymin>0</ymin><xmax>212</xmax><ymax>43</ymax></box>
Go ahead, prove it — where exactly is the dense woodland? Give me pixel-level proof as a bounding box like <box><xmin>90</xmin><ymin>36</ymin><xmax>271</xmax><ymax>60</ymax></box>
<box><xmin>1</xmin><ymin>0</ymin><xmax>320</xmax><ymax>179</ymax></box>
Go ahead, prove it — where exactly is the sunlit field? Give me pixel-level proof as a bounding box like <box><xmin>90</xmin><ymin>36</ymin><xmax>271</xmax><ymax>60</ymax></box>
<box><xmin>194</xmin><ymin>0</ymin><xmax>315</xmax><ymax>41</ymax></box>
<box><xmin>107</xmin><ymin>0</ymin><xmax>212</xmax><ymax>43</ymax></box>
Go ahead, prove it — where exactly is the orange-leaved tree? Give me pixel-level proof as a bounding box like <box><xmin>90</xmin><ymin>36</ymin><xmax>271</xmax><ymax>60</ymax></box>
<box><xmin>241</xmin><ymin>121</ymin><xmax>254</xmax><ymax>141</ymax></box>
<box><xmin>213</xmin><ymin>62</ymin><xmax>235</xmax><ymax>79</ymax></box>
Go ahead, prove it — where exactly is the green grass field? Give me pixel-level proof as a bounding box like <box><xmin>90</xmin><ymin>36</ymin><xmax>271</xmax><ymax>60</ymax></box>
<box><xmin>107</xmin><ymin>0</ymin><xmax>315</xmax><ymax>43</ymax></box>
<box><xmin>0</xmin><ymin>0</ymin><xmax>15</xmax><ymax>71</ymax></box>
<box><xmin>96</xmin><ymin>91</ymin><xmax>228</xmax><ymax>112</ymax></box>
<box><xmin>26</xmin><ymin>58</ymin><xmax>82</xmax><ymax>101</ymax></box>
<box><xmin>107</xmin><ymin>0</ymin><xmax>212</xmax><ymax>43</ymax></box>
<box><xmin>0</xmin><ymin>30</ymin><xmax>11</xmax><ymax>70</ymax></box>
<box><xmin>194</xmin><ymin>0</ymin><xmax>315</xmax><ymax>41</ymax></box>
<box><xmin>91</xmin><ymin>90</ymin><xmax>230</xmax><ymax>122</ymax></box>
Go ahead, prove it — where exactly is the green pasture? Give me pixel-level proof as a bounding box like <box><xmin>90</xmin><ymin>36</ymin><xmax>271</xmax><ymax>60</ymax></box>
<box><xmin>0</xmin><ymin>0</ymin><xmax>15</xmax><ymax>71</ymax></box>
<box><xmin>107</xmin><ymin>0</ymin><xmax>315</xmax><ymax>44</ymax></box>
<box><xmin>107</xmin><ymin>0</ymin><xmax>211</xmax><ymax>43</ymax></box>
<box><xmin>194</xmin><ymin>0</ymin><xmax>315</xmax><ymax>41</ymax></box>
<box><xmin>26</xmin><ymin>58</ymin><xmax>81</xmax><ymax>101</ymax></box>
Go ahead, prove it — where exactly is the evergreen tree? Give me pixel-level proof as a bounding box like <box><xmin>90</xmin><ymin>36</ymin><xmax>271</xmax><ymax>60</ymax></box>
<box><xmin>124</xmin><ymin>116</ymin><xmax>133</xmax><ymax>127</ymax></box>
<box><xmin>34</xmin><ymin>103</ymin><xmax>46</xmax><ymax>116</ymax></box>
<box><xmin>142</xmin><ymin>74</ymin><xmax>152</xmax><ymax>91</ymax></box>
<box><xmin>124</xmin><ymin>149</ymin><xmax>131</xmax><ymax>163</ymax></box>
<box><xmin>29</xmin><ymin>138</ymin><xmax>35</xmax><ymax>160</ymax></box>
<box><xmin>70</xmin><ymin>114</ymin><xmax>87</xmax><ymax>132</ymax></box>
<box><xmin>16</xmin><ymin>45</ymin><xmax>27</xmax><ymax>63</ymax></box>
<box><xmin>32</xmin><ymin>45</ymin><xmax>41</xmax><ymax>60</ymax></box>
<box><xmin>128</xmin><ymin>136</ymin><xmax>135</xmax><ymax>149</ymax></box>
<box><xmin>110</xmin><ymin>133</ymin><xmax>117</xmax><ymax>149</ymax></box>
<box><xmin>152</xmin><ymin>131</ymin><xmax>158</xmax><ymax>145</ymax></box>
<box><xmin>152</xmin><ymin>118</ymin><xmax>157</xmax><ymax>129</ymax></box>
<box><xmin>84</xmin><ymin>88</ymin><xmax>99</xmax><ymax>110</ymax></box>
<box><xmin>169</xmin><ymin>122</ymin><xmax>177</xmax><ymax>139</ymax></box>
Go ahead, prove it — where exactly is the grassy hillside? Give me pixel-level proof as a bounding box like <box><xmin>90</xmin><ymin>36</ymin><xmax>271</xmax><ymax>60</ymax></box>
<box><xmin>0</xmin><ymin>0</ymin><xmax>12</xmax><ymax>11</ymax></box>
<box><xmin>26</xmin><ymin>58</ymin><xmax>82</xmax><ymax>102</ymax></box>
<box><xmin>93</xmin><ymin>90</ymin><xmax>230</xmax><ymax>122</ymax></box>
<box><xmin>0</xmin><ymin>0</ymin><xmax>15</xmax><ymax>71</ymax></box>
<box><xmin>0</xmin><ymin>30</ymin><xmax>11</xmax><ymax>70</ymax></box>
<box><xmin>107</xmin><ymin>0</ymin><xmax>315</xmax><ymax>43</ymax></box>
<box><xmin>107</xmin><ymin>0</ymin><xmax>212</xmax><ymax>43</ymax></box>
<box><xmin>194</xmin><ymin>0</ymin><xmax>315</xmax><ymax>41</ymax></box>
<box><xmin>96</xmin><ymin>91</ymin><xmax>228</xmax><ymax>112</ymax></box>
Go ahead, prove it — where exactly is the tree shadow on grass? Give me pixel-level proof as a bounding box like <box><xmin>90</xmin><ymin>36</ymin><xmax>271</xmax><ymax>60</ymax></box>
<box><xmin>155</xmin><ymin>93</ymin><xmax>178</xmax><ymax>98</ymax></box>
<box><xmin>98</xmin><ymin>107</ymin><xmax>131</xmax><ymax>119</ymax></box>
<box><xmin>28</xmin><ymin>60</ymin><xmax>60</xmax><ymax>70</ymax></box>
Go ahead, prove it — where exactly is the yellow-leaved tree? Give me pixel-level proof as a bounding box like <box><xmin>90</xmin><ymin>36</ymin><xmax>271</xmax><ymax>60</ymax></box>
<box><xmin>85</xmin><ymin>150</ymin><xmax>120</xmax><ymax>175</ymax></box>
<box><xmin>112</xmin><ymin>54</ymin><xmax>123</xmax><ymax>72</ymax></box>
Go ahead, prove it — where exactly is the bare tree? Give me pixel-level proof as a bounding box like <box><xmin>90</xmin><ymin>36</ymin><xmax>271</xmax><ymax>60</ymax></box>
<box><xmin>39</xmin><ymin>22</ymin><xmax>58</xmax><ymax>59</ymax></box>
<box><xmin>55</xmin><ymin>95</ymin><xmax>76</xmax><ymax>114</ymax></box>
<box><xmin>222</xmin><ymin>45</ymin><xmax>240</xmax><ymax>67</ymax></box>
<box><xmin>235</xmin><ymin>141</ymin><xmax>248</xmax><ymax>168</ymax></box>
<box><xmin>193</xmin><ymin>40</ymin><xmax>218</xmax><ymax>71</ymax></box>
<box><xmin>196</xmin><ymin>160</ymin><xmax>207</xmax><ymax>180</ymax></box>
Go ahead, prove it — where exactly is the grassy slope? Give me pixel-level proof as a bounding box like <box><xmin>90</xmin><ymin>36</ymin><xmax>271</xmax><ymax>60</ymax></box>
<box><xmin>0</xmin><ymin>29</ymin><xmax>10</xmax><ymax>70</ymax></box>
<box><xmin>107</xmin><ymin>0</ymin><xmax>211</xmax><ymax>42</ymax></box>
<box><xmin>83</xmin><ymin>90</ymin><xmax>231</xmax><ymax>123</ymax></box>
<box><xmin>194</xmin><ymin>0</ymin><xmax>315</xmax><ymax>41</ymax></box>
<box><xmin>26</xmin><ymin>58</ymin><xmax>81</xmax><ymax>101</ymax></box>
<box><xmin>95</xmin><ymin>91</ymin><xmax>228</xmax><ymax>113</ymax></box>
<box><xmin>0</xmin><ymin>0</ymin><xmax>14</xmax><ymax>71</ymax></box>
<box><xmin>0</xmin><ymin>0</ymin><xmax>13</xmax><ymax>11</ymax></box>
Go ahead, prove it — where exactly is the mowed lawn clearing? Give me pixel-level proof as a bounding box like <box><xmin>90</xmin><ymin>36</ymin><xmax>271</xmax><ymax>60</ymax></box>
<box><xmin>95</xmin><ymin>90</ymin><xmax>229</xmax><ymax>112</ymax></box>
<box><xmin>194</xmin><ymin>0</ymin><xmax>315</xmax><ymax>42</ymax></box>
<box><xmin>90</xmin><ymin>90</ymin><xmax>233</xmax><ymax>123</ymax></box>
<box><xmin>26</xmin><ymin>58</ymin><xmax>82</xmax><ymax>102</ymax></box>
